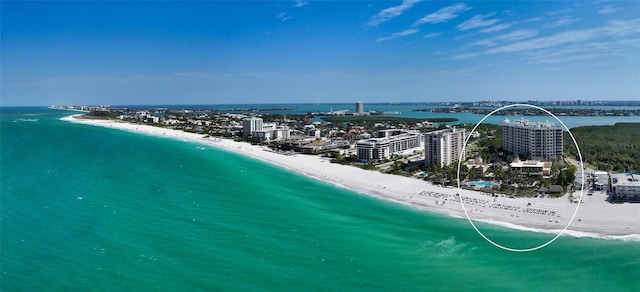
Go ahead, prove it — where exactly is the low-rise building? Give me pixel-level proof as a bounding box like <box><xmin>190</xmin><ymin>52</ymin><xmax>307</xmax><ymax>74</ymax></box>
<box><xmin>253</xmin><ymin>125</ymin><xmax>290</xmax><ymax>142</ymax></box>
<box><xmin>611</xmin><ymin>173</ymin><xmax>640</xmax><ymax>199</ymax></box>
<box><xmin>146</xmin><ymin>116</ymin><xmax>160</xmax><ymax>123</ymax></box>
<box><xmin>357</xmin><ymin>139</ymin><xmax>390</xmax><ymax>161</ymax></box>
<box><xmin>356</xmin><ymin>131</ymin><xmax>422</xmax><ymax>161</ymax></box>
<box><xmin>465</xmin><ymin>157</ymin><xmax>490</xmax><ymax>174</ymax></box>
<box><xmin>509</xmin><ymin>158</ymin><xmax>552</xmax><ymax>176</ymax></box>
<box><xmin>242</xmin><ymin>117</ymin><xmax>289</xmax><ymax>142</ymax></box>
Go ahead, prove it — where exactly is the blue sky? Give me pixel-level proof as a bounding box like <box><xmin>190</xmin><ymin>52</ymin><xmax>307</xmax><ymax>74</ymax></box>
<box><xmin>1</xmin><ymin>1</ymin><xmax>639</xmax><ymax>106</ymax></box>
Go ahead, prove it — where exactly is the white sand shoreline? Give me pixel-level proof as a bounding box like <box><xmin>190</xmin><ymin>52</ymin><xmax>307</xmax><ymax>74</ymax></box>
<box><xmin>61</xmin><ymin>114</ymin><xmax>640</xmax><ymax>241</ymax></box>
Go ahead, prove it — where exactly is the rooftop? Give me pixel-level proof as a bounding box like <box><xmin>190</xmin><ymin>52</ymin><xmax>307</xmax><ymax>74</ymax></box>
<box><xmin>503</xmin><ymin>118</ymin><xmax>562</xmax><ymax>129</ymax></box>
<box><xmin>509</xmin><ymin>159</ymin><xmax>551</xmax><ymax>169</ymax></box>
<box><xmin>611</xmin><ymin>173</ymin><xmax>640</xmax><ymax>187</ymax></box>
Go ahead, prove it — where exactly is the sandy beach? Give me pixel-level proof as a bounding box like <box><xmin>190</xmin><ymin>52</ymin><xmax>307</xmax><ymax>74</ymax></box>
<box><xmin>61</xmin><ymin>115</ymin><xmax>640</xmax><ymax>240</ymax></box>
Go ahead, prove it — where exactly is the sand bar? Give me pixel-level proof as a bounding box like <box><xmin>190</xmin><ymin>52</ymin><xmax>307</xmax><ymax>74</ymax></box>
<box><xmin>61</xmin><ymin>115</ymin><xmax>640</xmax><ymax>240</ymax></box>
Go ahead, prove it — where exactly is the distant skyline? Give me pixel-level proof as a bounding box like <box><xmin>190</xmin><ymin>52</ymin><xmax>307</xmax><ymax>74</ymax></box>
<box><xmin>1</xmin><ymin>1</ymin><xmax>639</xmax><ymax>106</ymax></box>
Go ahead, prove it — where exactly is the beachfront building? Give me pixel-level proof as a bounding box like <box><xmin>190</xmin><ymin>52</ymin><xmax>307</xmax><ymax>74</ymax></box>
<box><xmin>147</xmin><ymin>116</ymin><xmax>160</xmax><ymax>124</ymax></box>
<box><xmin>135</xmin><ymin>110</ymin><xmax>150</xmax><ymax>122</ymax></box>
<box><xmin>612</xmin><ymin>182</ymin><xmax>640</xmax><ymax>199</ymax></box>
<box><xmin>253</xmin><ymin>125</ymin><xmax>290</xmax><ymax>142</ymax></box>
<box><xmin>356</xmin><ymin>130</ymin><xmax>422</xmax><ymax>161</ymax></box>
<box><xmin>424</xmin><ymin>127</ymin><xmax>466</xmax><ymax>168</ymax></box>
<box><xmin>509</xmin><ymin>157</ymin><xmax>552</xmax><ymax>177</ymax></box>
<box><xmin>503</xmin><ymin>118</ymin><xmax>563</xmax><ymax>161</ymax></box>
<box><xmin>356</xmin><ymin>139</ymin><xmax>389</xmax><ymax>161</ymax></box>
<box><xmin>465</xmin><ymin>157</ymin><xmax>491</xmax><ymax>174</ymax></box>
<box><xmin>611</xmin><ymin>173</ymin><xmax>640</xmax><ymax>200</ymax></box>
<box><xmin>242</xmin><ymin>117</ymin><xmax>263</xmax><ymax>138</ymax></box>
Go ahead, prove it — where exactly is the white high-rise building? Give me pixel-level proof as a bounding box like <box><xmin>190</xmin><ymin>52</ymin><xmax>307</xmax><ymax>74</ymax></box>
<box><xmin>355</xmin><ymin>101</ymin><xmax>364</xmax><ymax>114</ymax></box>
<box><xmin>242</xmin><ymin>117</ymin><xmax>263</xmax><ymax>138</ymax></box>
<box><xmin>424</xmin><ymin>128</ymin><xmax>466</xmax><ymax>168</ymax></box>
<box><xmin>243</xmin><ymin>118</ymin><xmax>290</xmax><ymax>142</ymax></box>
<box><xmin>503</xmin><ymin>118</ymin><xmax>563</xmax><ymax>161</ymax></box>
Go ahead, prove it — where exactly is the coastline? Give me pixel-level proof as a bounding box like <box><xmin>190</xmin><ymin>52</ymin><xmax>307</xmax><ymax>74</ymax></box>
<box><xmin>61</xmin><ymin>114</ymin><xmax>640</xmax><ymax>241</ymax></box>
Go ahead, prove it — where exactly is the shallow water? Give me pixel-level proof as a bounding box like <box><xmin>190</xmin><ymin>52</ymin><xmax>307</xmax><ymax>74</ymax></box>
<box><xmin>1</xmin><ymin>107</ymin><xmax>639</xmax><ymax>290</ymax></box>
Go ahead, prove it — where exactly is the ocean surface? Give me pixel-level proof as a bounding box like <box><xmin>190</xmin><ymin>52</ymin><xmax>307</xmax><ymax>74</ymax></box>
<box><xmin>2</xmin><ymin>107</ymin><xmax>639</xmax><ymax>290</ymax></box>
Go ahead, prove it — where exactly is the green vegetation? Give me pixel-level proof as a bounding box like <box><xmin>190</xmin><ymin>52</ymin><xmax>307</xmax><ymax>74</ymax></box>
<box><xmin>564</xmin><ymin>123</ymin><xmax>640</xmax><ymax>172</ymax></box>
<box><xmin>555</xmin><ymin>164</ymin><xmax>577</xmax><ymax>186</ymax></box>
<box><xmin>329</xmin><ymin>155</ymin><xmax>359</xmax><ymax>165</ymax></box>
<box><xmin>260</xmin><ymin>114</ymin><xmax>312</xmax><ymax>124</ymax></box>
<box><xmin>458</xmin><ymin>124</ymin><xmax>512</xmax><ymax>163</ymax></box>
<box><xmin>84</xmin><ymin>111</ymin><xmax>122</xmax><ymax>119</ymax></box>
<box><xmin>321</xmin><ymin>116</ymin><xmax>458</xmax><ymax>125</ymax></box>
<box><xmin>422</xmin><ymin>123</ymin><xmax>580</xmax><ymax>197</ymax></box>
<box><xmin>361</xmin><ymin>163</ymin><xmax>377</xmax><ymax>170</ymax></box>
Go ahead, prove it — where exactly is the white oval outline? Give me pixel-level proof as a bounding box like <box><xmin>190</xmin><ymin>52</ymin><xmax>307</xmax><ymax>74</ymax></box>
<box><xmin>456</xmin><ymin>104</ymin><xmax>584</xmax><ymax>252</ymax></box>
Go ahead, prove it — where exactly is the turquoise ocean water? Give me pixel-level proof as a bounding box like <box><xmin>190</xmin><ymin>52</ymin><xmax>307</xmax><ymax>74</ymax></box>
<box><xmin>1</xmin><ymin>107</ymin><xmax>639</xmax><ymax>290</ymax></box>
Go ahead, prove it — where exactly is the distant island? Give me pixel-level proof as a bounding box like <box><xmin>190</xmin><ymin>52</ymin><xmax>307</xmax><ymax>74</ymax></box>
<box><xmin>423</xmin><ymin>107</ymin><xmax>640</xmax><ymax>117</ymax></box>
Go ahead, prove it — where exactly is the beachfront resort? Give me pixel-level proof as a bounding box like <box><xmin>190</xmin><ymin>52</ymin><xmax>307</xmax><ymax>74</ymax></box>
<box><xmin>54</xmin><ymin>103</ymin><xmax>640</xmax><ymax>204</ymax></box>
<box><xmin>52</xmin><ymin>98</ymin><xmax>640</xmax><ymax>238</ymax></box>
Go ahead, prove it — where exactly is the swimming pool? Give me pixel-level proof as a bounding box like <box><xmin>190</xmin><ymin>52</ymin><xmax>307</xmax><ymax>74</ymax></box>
<box><xmin>467</xmin><ymin>180</ymin><xmax>496</xmax><ymax>188</ymax></box>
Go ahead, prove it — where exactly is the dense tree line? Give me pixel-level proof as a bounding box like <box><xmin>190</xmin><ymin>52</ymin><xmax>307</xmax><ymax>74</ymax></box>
<box><xmin>86</xmin><ymin>110</ymin><xmax>122</xmax><ymax>119</ymax></box>
<box><xmin>564</xmin><ymin>123</ymin><xmax>640</xmax><ymax>172</ymax></box>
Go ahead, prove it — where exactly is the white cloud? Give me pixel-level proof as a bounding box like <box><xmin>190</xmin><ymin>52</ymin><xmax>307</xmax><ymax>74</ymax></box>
<box><xmin>478</xmin><ymin>17</ymin><xmax>542</xmax><ymax>34</ymax></box>
<box><xmin>602</xmin><ymin>19</ymin><xmax>640</xmax><ymax>36</ymax></box>
<box><xmin>456</xmin><ymin>13</ymin><xmax>500</xmax><ymax>31</ymax></box>
<box><xmin>480</xmin><ymin>23</ymin><xmax>512</xmax><ymax>33</ymax></box>
<box><xmin>543</xmin><ymin>16</ymin><xmax>579</xmax><ymax>28</ymax></box>
<box><xmin>454</xmin><ymin>19</ymin><xmax>640</xmax><ymax>62</ymax></box>
<box><xmin>278</xmin><ymin>12</ymin><xmax>292</xmax><ymax>22</ymax></box>
<box><xmin>294</xmin><ymin>0</ymin><xmax>309</xmax><ymax>8</ymax></box>
<box><xmin>479</xmin><ymin>17</ymin><xmax>542</xmax><ymax>33</ymax></box>
<box><xmin>471</xmin><ymin>29</ymin><xmax>538</xmax><ymax>47</ymax></box>
<box><xmin>547</xmin><ymin>8</ymin><xmax>573</xmax><ymax>16</ymax></box>
<box><xmin>413</xmin><ymin>3</ymin><xmax>470</xmax><ymax>26</ymax></box>
<box><xmin>526</xmin><ymin>42</ymin><xmax>610</xmax><ymax>63</ymax></box>
<box><xmin>367</xmin><ymin>0</ymin><xmax>422</xmax><ymax>27</ymax></box>
<box><xmin>599</xmin><ymin>5</ymin><xmax>622</xmax><ymax>15</ymax></box>
<box><xmin>534</xmin><ymin>53</ymin><xmax>600</xmax><ymax>63</ymax></box>
<box><xmin>488</xmin><ymin>19</ymin><xmax>640</xmax><ymax>54</ymax></box>
<box><xmin>525</xmin><ymin>38</ymin><xmax>640</xmax><ymax>63</ymax></box>
<box><xmin>376</xmin><ymin>28</ymin><xmax>419</xmax><ymax>42</ymax></box>
<box><xmin>471</xmin><ymin>39</ymin><xmax>497</xmax><ymax>47</ymax></box>
<box><xmin>423</xmin><ymin>32</ymin><xmax>442</xmax><ymax>38</ymax></box>
<box><xmin>495</xmin><ymin>29</ymin><xmax>539</xmax><ymax>41</ymax></box>
<box><xmin>451</xmin><ymin>52</ymin><xmax>481</xmax><ymax>60</ymax></box>
<box><xmin>487</xmin><ymin>29</ymin><xmax>599</xmax><ymax>54</ymax></box>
